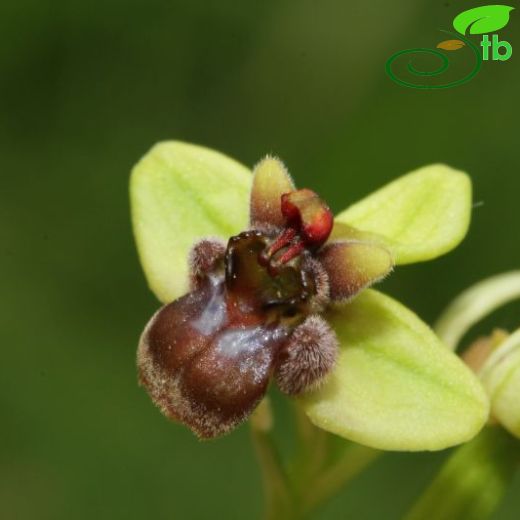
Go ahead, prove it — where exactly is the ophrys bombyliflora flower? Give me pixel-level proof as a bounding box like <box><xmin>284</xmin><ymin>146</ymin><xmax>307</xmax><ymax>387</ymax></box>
<box><xmin>131</xmin><ymin>141</ymin><xmax>489</xmax><ymax>450</ymax></box>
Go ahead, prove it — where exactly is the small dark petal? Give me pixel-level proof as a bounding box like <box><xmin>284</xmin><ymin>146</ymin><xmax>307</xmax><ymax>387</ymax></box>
<box><xmin>189</xmin><ymin>238</ymin><xmax>226</xmax><ymax>290</ymax></box>
<box><xmin>318</xmin><ymin>240</ymin><xmax>393</xmax><ymax>302</ymax></box>
<box><xmin>275</xmin><ymin>315</ymin><xmax>338</xmax><ymax>395</ymax></box>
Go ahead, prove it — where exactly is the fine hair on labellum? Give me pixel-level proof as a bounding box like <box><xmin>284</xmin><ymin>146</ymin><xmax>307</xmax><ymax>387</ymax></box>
<box><xmin>275</xmin><ymin>315</ymin><xmax>338</xmax><ymax>395</ymax></box>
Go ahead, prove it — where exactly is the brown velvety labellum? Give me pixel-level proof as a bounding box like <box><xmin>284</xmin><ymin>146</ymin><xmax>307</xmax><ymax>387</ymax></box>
<box><xmin>139</xmin><ymin>276</ymin><xmax>291</xmax><ymax>437</ymax></box>
<box><xmin>138</xmin><ymin>231</ymin><xmax>318</xmax><ymax>438</ymax></box>
<box><xmin>138</xmin><ymin>165</ymin><xmax>350</xmax><ymax>438</ymax></box>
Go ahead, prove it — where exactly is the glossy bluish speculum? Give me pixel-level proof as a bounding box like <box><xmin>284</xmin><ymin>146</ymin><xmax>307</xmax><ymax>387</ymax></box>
<box><xmin>137</xmin><ymin>188</ymin><xmax>339</xmax><ymax>438</ymax></box>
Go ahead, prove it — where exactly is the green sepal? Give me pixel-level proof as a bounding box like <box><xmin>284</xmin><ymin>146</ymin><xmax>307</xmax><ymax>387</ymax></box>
<box><xmin>130</xmin><ymin>141</ymin><xmax>251</xmax><ymax>302</ymax></box>
<box><xmin>335</xmin><ymin>164</ymin><xmax>472</xmax><ymax>265</ymax></box>
<box><xmin>301</xmin><ymin>289</ymin><xmax>489</xmax><ymax>451</ymax></box>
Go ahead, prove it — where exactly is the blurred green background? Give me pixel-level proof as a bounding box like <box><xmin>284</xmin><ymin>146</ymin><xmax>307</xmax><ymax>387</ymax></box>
<box><xmin>1</xmin><ymin>1</ymin><xmax>519</xmax><ymax>518</ymax></box>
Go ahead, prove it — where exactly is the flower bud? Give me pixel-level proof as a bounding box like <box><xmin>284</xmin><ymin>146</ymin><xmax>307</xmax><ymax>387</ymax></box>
<box><xmin>478</xmin><ymin>329</ymin><xmax>520</xmax><ymax>439</ymax></box>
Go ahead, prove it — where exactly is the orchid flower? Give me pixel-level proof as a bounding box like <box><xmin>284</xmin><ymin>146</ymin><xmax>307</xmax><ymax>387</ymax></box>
<box><xmin>130</xmin><ymin>141</ymin><xmax>488</xmax><ymax>451</ymax></box>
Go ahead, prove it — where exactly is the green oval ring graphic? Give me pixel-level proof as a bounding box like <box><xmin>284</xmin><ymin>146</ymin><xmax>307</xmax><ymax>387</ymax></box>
<box><xmin>385</xmin><ymin>31</ymin><xmax>482</xmax><ymax>89</ymax></box>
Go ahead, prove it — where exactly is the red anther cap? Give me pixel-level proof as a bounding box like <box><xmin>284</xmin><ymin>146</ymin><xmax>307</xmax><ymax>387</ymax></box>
<box><xmin>281</xmin><ymin>189</ymin><xmax>333</xmax><ymax>249</ymax></box>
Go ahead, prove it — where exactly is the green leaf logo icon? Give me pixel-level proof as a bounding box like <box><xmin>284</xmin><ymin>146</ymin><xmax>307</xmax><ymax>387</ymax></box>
<box><xmin>453</xmin><ymin>5</ymin><xmax>514</xmax><ymax>35</ymax></box>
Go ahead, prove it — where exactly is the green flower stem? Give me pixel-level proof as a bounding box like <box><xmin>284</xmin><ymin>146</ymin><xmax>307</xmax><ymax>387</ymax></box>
<box><xmin>250</xmin><ymin>400</ymin><xmax>379</xmax><ymax>520</ymax></box>
<box><xmin>435</xmin><ymin>271</ymin><xmax>520</xmax><ymax>350</ymax></box>
<box><xmin>405</xmin><ymin>427</ymin><xmax>520</xmax><ymax>520</ymax></box>
<box><xmin>290</xmin><ymin>403</ymin><xmax>380</xmax><ymax>512</ymax></box>
<box><xmin>250</xmin><ymin>427</ymin><xmax>295</xmax><ymax>520</ymax></box>
<box><xmin>290</xmin><ymin>403</ymin><xmax>330</xmax><ymax>498</ymax></box>
<box><xmin>300</xmin><ymin>440</ymin><xmax>380</xmax><ymax>513</ymax></box>
<box><xmin>250</xmin><ymin>399</ymin><xmax>296</xmax><ymax>520</ymax></box>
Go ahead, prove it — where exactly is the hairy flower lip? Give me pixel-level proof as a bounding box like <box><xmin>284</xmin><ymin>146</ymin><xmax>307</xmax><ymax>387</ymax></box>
<box><xmin>137</xmin><ymin>227</ymin><xmax>337</xmax><ymax>439</ymax></box>
<box><xmin>136</xmin><ymin>163</ymin><xmax>390</xmax><ymax>439</ymax></box>
<box><xmin>131</xmin><ymin>141</ymin><xmax>486</xmax><ymax>450</ymax></box>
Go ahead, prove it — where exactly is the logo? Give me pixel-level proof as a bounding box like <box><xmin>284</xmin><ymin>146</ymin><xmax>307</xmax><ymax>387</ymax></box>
<box><xmin>386</xmin><ymin>5</ymin><xmax>514</xmax><ymax>89</ymax></box>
